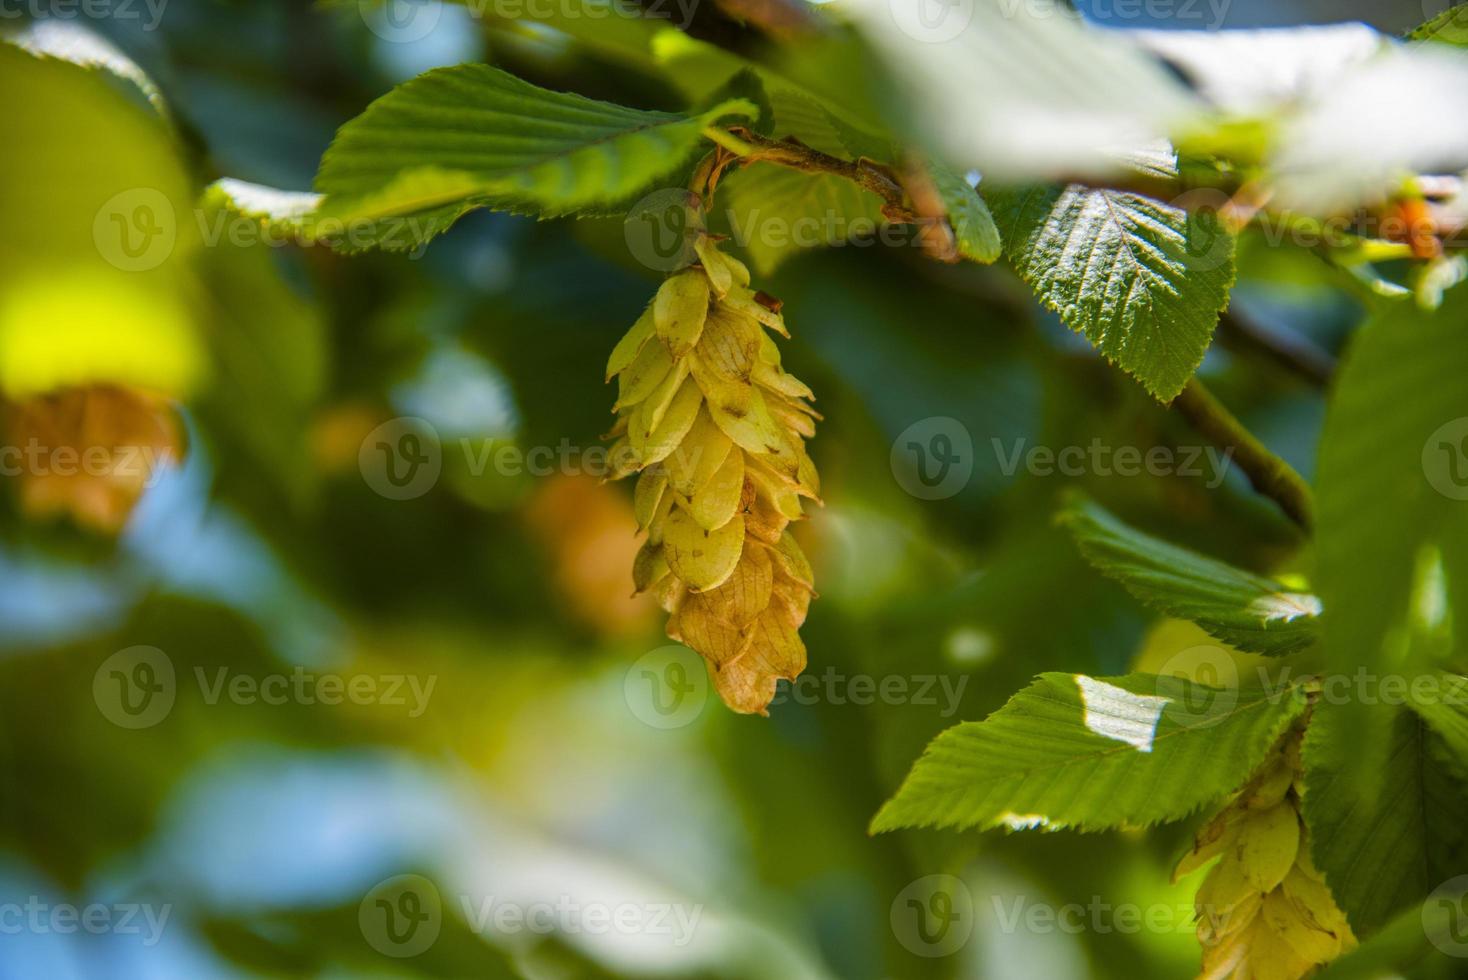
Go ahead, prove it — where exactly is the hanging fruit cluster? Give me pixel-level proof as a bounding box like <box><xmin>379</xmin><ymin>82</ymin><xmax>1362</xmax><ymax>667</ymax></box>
<box><xmin>3</xmin><ymin>385</ymin><xmax>182</xmax><ymax>534</ymax></box>
<box><xmin>1175</xmin><ymin>723</ymin><xmax>1355</xmax><ymax>978</ymax></box>
<box><xmin>605</xmin><ymin>235</ymin><xmax>820</xmax><ymax>714</ymax></box>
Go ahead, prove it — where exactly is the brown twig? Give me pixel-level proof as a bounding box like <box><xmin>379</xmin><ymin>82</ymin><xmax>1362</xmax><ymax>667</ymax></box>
<box><xmin>1170</xmin><ymin>378</ymin><xmax>1315</xmax><ymax>531</ymax></box>
<box><xmin>698</xmin><ymin>126</ymin><xmax>1356</xmax><ymax>533</ymax></box>
<box><xmin>715</xmin><ymin>128</ymin><xmax>967</xmax><ymax>261</ymax></box>
<box><xmin>723</xmin><ymin>127</ymin><xmax>914</xmax><ymax>214</ymax></box>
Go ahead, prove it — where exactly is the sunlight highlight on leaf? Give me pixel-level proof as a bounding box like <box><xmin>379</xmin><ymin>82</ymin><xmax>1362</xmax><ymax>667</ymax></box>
<box><xmin>1076</xmin><ymin>675</ymin><xmax>1169</xmax><ymax>753</ymax></box>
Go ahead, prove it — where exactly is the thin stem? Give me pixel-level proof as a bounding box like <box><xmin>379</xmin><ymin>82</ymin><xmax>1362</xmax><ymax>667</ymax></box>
<box><xmin>701</xmin><ymin>125</ymin><xmax>757</xmax><ymax>158</ymax></box>
<box><xmin>721</xmin><ymin>128</ymin><xmax>914</xmax><ymax>218</ymax></box>
<box><xmin>1170</xmin><ymin>378</ymin><xmax>1315</xmax><ymax>531</ymax></box>
<box><xmin>1218</xmin><ymin>310</ymin><xmax>1336</xmax><ymax>386</ymax></box>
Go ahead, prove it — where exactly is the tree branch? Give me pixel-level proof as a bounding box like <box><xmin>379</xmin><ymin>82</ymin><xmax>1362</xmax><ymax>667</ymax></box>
<box><xmin>719</xmin><ymin>127</ymin><xmax>915</xmax><ymax>216</ymax></box>
<box><xmin>699</xmin><ymin>127</ymin><xmax>964</xmax><ymax>260</ymax></box>
<box><xmin>1217</xmin><ymin>309</ymin><xmax>1337</xmax><ymax>386</ymax></box>
<box><xmin>1170</xmin><ymin>378</ymin><xmax>1315</xmax><ymax>531</ymax></box>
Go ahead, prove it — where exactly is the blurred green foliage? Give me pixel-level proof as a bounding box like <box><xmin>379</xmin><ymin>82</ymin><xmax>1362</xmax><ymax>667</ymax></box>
<box><xmin>1</xmin><ymin>2</ymin><xmax>1465</xmax><ymax>979</ymax></box>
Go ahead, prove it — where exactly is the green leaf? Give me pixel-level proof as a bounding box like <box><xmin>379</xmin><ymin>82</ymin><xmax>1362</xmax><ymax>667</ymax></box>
<box><xmin>1443</xmin><ymin>525</ymin><xmax>1468</xmax><ymax>659</ymax></box>
<box><xmin>700</xmin><ymin>68</ymin><xmax>774</xmax><ymax>137</ymax></box>
<box><xmin>1314</xmin><ymin>287</ymin><xmax>1468</xmax><ymax>758</ymax></box>
<box><xmin>989</xmin><ymin>183</ymin><xmax>1235</xmax><ymax>400</ymax></box>
<box><xmin>767</xmin><ymin>88</ymin><xmax>892</xmax><ymax>162</ymax></box>
<box><xmin>0</xmin><ymin>42</ymin><xmax>202</xmax><ymax>400</ymax></box>
<box><xmin>651</xmin><ymin>26</ymin><xmax>890</xmax><ymax>147</ymax></box>
<box><xmin>765</xmin><ymin>88</ymin><xmax>856</xmax><ymax>157</ymax></box>
<box><xmin>1059</xmin><ymin>495</ymin><xmax>1320</xmax><ymax>655</ymax></box>
<box><xmin>1409</xmin><ymin>3</ymin><xmax>1468</xmax><ymax>46</ymax></box>
<box><xmin>871</xmin><ymin>671</ymin><xmax>1307</xmax><ymax>834</ymax></box>
<box><xmin>707</xmin><ymin>88</ymin><xmax>911</xmax><ymax>275</ymax></box>
<box><xmin>843</xmin><ymin>0</ymin><xmax>1198</xmax><ymax>182</ymax></box>
<box><xmin>204</xmin><ymin>178</ymin><xmax>323</xmax><ymax>246</ymax></box>
<box><xmin>928</xmin><ymin>165</ymin><xmax>1001</xmax><ymax>265</ymax></box>
<box><xmin>312</xmin><ymin>64</ymin><xmax>757</xmax><ymax>251</ymax></box>
<box><xmin>4</xmin><ymin>20</ymin><xmax>168</xmax><ymax>117</ymax></box>
<box><xmin>444</xmin><ymin>0</ymin><xmax>677</xmax><ymax>70</ymax></box>
<box><xmin>1301</xmin><ymin>701</ymin><xmax>1468</xmax><ymax>936</ymax></box>
<box><xmin>195</xmin><ymin>200</ymin><xmax>327</xmax><ymax>510</ymax></box>
<box><xmin>752</xmin><ymin>90</ymin><xmax>991</xmax><ymax>270</ymax></box>
<box><xmin>1269</xmin><ymin>42</ymin><xmax>1468</xmax><ymax>212</ymax></box>
<box><xmin>1130</xmin><ymin>23</ymin><xmax>1468</xmax><ymax>211</ymax></box>
<box><xmin>1128</xmin><ymin>24</ymin><xmax>1386</xmax><ymax>117</ymax></box>
<box><xmin>1406</xmin><ymin>672</ymin><xmax>1468</xmax><ymax>779</ymax></box>
<box><xmin>718</xmin><ymin>164</ymin><xmax>885</xmax><ymax>276</ymax></box>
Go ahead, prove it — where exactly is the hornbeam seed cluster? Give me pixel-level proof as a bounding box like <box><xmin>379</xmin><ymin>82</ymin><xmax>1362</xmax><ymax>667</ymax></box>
<box><xmin>605</xmin><ymin>235</ymin><xmax>819</xmax><ymax>714</ymax></box>
<box><xmin>1176</xmin><ymin>725</ymin><xmax>1355</xmax><ymax>979</ymax></box>
<box><xmin>3</xmin><ymin>385</ymin><xmax>182</xmax><ymax>534</ymax></box>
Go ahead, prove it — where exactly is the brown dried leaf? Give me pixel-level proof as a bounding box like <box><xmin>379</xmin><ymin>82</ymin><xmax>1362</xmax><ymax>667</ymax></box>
<box><xmin>700</xmin><ymin>541</ymin><xmax>774</xmax><ymax>629</ymax></box>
